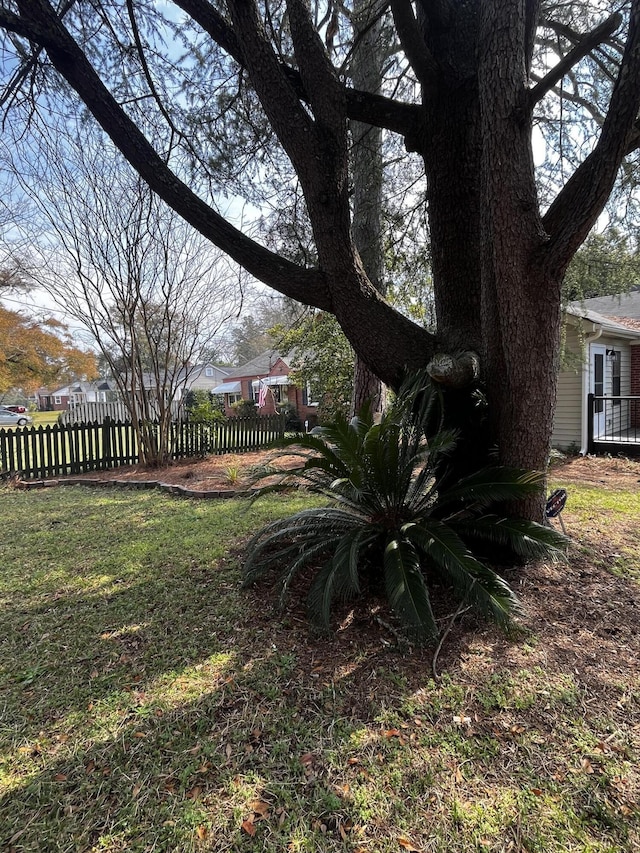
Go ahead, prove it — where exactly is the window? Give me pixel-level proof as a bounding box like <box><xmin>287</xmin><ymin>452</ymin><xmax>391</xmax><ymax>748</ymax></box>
<box><xmin>608</xmin><ymin>349</ymin><xmax>621</xmax><ymax>404</ymax></box>
<box><xmin>227</xmin><ymin>393</ymin><xmax>242</xmax><ymax>405</ymax></box>
<box><xmin>302</xmin><ymin>383</ymin><xmax>319</xmax><ymax>407</ymax></box>
<box><xmin>54</xmin><ymin>395</ymin><xmax>62</xmax><ymax>405</ymax></box>
<box><xmin>594</xmin><ymin>354</ymin><xmax>604</xmax><ymax>413</ymax></box>
<box><xmin>205</xmin><ymin>367</ymin><xmax>214</xmax><ymax>377</ymax></box>
<box><xmin>271</xmin><ymin>385</ymin><xmax>286</xmax><ymax>404</ymax></box>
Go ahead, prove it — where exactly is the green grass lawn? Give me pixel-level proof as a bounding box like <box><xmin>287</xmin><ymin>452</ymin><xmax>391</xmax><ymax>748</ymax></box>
<box><xmin>1</xmin><ymin>480</ymin><xmax>639</xmax><ymax>852</ymax></box>
<box><xmin>29</xmin><ymin>412</ymin><xmax>61</xmax><ymax>427</ymax></box>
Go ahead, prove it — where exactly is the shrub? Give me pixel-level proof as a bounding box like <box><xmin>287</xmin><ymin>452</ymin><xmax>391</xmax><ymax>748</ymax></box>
<box><xmin>278</xmin><ymin>402</ymin><xmax>302</xmax><ymax>431</ymax></box>
<box><xmin>231</xmin><ymin>399</ymin><xmax>258</xmax><ymax>417</ymax></box>
<box><xmin>185</xmin><ymin>390</ymin><xmax>225</xmax><ymax>425</ymax></box>
<box><xmin>243</xmin><ymin>375</ymin><xmax>566</xmax><ymax>643</ymax></box>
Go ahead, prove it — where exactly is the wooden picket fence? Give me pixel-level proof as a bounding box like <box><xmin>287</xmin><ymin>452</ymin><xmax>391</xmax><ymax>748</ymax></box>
<box><xmin>0</xmin><ymin>415</ymin><xmax>286</xmax><ymax>480</ymax></box>
<box><xmin>60</xmin><ymin>400</ymin><xmax>184</xmax><ymax>425</ymax></box>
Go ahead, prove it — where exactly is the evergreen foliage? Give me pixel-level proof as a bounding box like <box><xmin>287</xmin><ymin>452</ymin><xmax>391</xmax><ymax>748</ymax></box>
<box><xmin>563</xmin><ymin>229</ymin><xmax>640</xmax><ymax>302</ymax></box>
<box><xmin>244</xmin><ymin>374</ymin><xmax>567</xmax><ymax>643</ymax></box>
<box><xmin>184</xmin><ymin>390</ymin><xmax>225</xmax><ymax>425</ymax></box>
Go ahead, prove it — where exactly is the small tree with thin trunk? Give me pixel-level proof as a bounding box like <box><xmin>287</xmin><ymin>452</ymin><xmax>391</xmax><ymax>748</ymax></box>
<box><xmin>12</xmin><ymin>126</ymin><xmax>239</xmax><ymax>466</ymax></box>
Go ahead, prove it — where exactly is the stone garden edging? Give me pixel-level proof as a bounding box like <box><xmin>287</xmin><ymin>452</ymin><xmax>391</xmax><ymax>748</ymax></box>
<box><xmin>20</xmin><ymin>477</ymin><xmax>251</xmax><ymax>500</ymax></box>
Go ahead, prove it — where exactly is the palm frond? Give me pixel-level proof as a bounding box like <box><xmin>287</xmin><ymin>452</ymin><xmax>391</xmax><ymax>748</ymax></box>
<box><xmin>243</xmin><ymin>508</ymin><xmax>365</xmax><ymax>582</ymax></box>
<box><xmin>403</xmin><ymin>520</ymin><xmax>520</xmax><ymax>631</ymax></box>
<box><xmin>383</xmin><ymin>536</ymin><xmax>438</xmax><ymax>642</ymax></box>
<box><xmin>307</xmin><ymin>529</ymin><xmax>376</xmax><ymax>630</ymax></box>
<box><xmin>394</xmin><ymin>367</ymin><xmax>445</xmax><ymax>433</ymax></box>
<box><xmin>437</xmin><ymin>467</ymin><xmax>545</xmax><ymax>510</ymax></box>
<box><xmin>455</xmin><ymin>514</ymin><xmax>568</xmax><ymax>560</ymax></box>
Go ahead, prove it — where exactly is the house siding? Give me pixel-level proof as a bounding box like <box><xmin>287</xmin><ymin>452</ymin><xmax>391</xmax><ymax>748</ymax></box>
<box><xmin>552</xmin><ymin>327</ymin><xmax>583</xmax><ymax>450</ymax></box>
<box><xmin>185</xmin><ymin>366</ymin><xmax>230</xmax><ymax>393</ymax></box>
<box><xmin>631</xmin><ymin>345</ymin><xmax>640</xmax><ymax>427</ymax></box>
<box><xmin>552</xmin><ymin>328</ymin><xmax>633</xmax><ymax>450</ymax></box>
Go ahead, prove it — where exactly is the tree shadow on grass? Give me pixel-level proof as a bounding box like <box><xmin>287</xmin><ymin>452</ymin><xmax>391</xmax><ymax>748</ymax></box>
<box><xmin>2</xmin><ymin>497</ymin><xmax>640</xmax><ymax>852</ymax></box>
<box><xmin>1</xmin><ymin>589</ymin><xmax>427</xmax><ymax>852</ymax></box>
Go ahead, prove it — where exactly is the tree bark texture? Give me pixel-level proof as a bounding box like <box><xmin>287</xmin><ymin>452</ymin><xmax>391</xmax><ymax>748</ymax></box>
<box><xmin>350</xmin><ymin>0</ymin><xmax>387</xmax><ymax>415</ymax></box>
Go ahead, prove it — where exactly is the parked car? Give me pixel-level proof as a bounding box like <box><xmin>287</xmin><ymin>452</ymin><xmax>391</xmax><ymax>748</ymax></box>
<box><xmin>0</xmin><ymin>406</ymin><xmax>32</xmax><ymax>427</ymax></box>
<box><xmin>5</xmin><ymin>405</ymin><xmax>27</xmax><ymax>413</ymax></box>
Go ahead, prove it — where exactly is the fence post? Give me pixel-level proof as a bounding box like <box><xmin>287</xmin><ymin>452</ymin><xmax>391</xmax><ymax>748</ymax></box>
<box><xmin>102</xmin><ymin>417</ymin><xmax>113</xmax><ymax>470</ymax></box>
<box><xmin>587</xmin><ymin>393</ymin><xmax>594</xmax><ymax>455</ymax></box>
<box><xmin>0</xmin><ymin>428</ymin><xmax>7</xmax><ymax>475</ymax></box>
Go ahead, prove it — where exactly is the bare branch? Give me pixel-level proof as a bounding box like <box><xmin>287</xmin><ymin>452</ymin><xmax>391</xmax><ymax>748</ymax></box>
<box><xmin>389</xmin><ymin>0</ymin><xmax>438</xmax><ymax>89</ymax></box>
<box><xmin>529</xmin><ymin>12</ymin><xmax>622</xmax><ymax>106</ymax></box>
<box><xmin>542</xmin><ymin>1</ymin><xmax>640</xmax><ymax>276</ymax></box>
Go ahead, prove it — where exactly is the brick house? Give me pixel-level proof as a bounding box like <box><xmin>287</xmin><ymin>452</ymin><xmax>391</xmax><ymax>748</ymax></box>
<box><xmin>211</xmin><ymin>350</ymin><xmax>319</xmax><ymax>428</ymax></box>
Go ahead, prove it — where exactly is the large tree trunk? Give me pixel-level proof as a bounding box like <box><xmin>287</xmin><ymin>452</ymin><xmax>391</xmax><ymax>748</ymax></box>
<box><xmin>350</xmin><ymin>0</ymin><xmax>386</xmax><ymax>416</ymax></box>
<box><xmin>415</xmin><ymin>2</ymin><xmax>559</xmax><ymax>517</ymax></box>
<box><xmin>477</xmin><ymin>0</ymin><xmax>562</xmax><ymax>516</ymax></box>
<box><xmin>417</xmin><ymin>4</ymin><xmax>493</xmax><ymax>486</ymax></box>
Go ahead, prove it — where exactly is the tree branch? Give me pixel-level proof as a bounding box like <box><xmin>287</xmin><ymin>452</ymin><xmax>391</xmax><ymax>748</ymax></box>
<box><xmin>389</xmin><ymin>0</ymin><xmax>438</xmax><ymax>90</ymax></box>
<box><xmin>171</xmin><ymin>0</ymin><xmax>422</xmax><ymax>138</ymax></box>
<box><xmin>542</xmin><ymin>0</ymin><xmax>640</xmax><ymax>276</ymax></box>
<box><xmin>222</xmin><ymin>0</ymin><xmax>352</xmax><ymax>276</ymax></box>
<box><xmin>0</xmin><ymin>0</ymin><xmax>438</xmax><ymax>389</ymax></box>
<box><xmin>4</xmin><ymin>0</ymin><xmax>331</xmax><ymax>309</ymax></box>
<box><xmin>529</xmin><ymin>12</ymin><xmax>622</xmax><ymax>106</ymax></box>
<box><xmin>286</xmin><ymin>0</ymin><xmax>346</xmax><ymax>134</ymax></box>
<box><xmin>541</xmin><ymin>16</ymin><xmax>624</xmax><ymax>57</ymax></box>
<box><xmin>624</xmin><ymin>119</ymin><xmax>640</xmax><ymax>155</ymax></box>
<box><xmin>524</xmin><ymin>0</ymin><xmax>541</xmax><ymax>76</ymax></box>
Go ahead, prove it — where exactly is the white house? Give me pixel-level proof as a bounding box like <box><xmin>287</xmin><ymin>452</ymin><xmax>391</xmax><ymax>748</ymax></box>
<box><xmin>552</xmin><ymin>303</ymin><xmax>640</xmax><ymax>454</ymax></box>
<box><xmin>38</xmin><ymin>380</ymin><xmax>115</xmax><ymax>411</ymax></box>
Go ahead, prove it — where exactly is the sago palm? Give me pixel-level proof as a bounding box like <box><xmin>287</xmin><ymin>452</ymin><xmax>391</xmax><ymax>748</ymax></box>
<box><xmin>244</xmin><ymin>383</ymin><xmax>566</xmax><ymax>643</ymax></box>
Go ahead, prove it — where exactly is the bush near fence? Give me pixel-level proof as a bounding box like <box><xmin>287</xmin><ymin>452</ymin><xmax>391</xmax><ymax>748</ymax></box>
<box><xmin>0</xmin><ymin>415</ymin><xmax>285</xmax><ymax>480</ymax></box>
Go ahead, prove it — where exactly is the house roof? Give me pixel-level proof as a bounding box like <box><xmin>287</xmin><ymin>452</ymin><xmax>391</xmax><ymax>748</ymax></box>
<box><xmin>610</xmin><ymin>316</ymin><xmax>640</xmax><ymax>332</ymax></box>
<box><xmin>175</xmin><ymin>363</ymin><xmax>231</xmax><ymax>382</ymax></box>
<box><xmin>572</xmin><ymin>289</ymin><xmax>640</xmax><ymax>320</ymax></box>
<box><xmin>226</xmin><ymin>350</ymin><xmax>293</xmax><ymax>378</ymax></box>
<box><xmin>49</xmin><ymin>380</ymin><xmax>109</xmax><ymax>396</ymax></box>
<box><xmin>565</xmin><ymin>304</ymin><xmax>640</xmax><ymax>340</ymax></box>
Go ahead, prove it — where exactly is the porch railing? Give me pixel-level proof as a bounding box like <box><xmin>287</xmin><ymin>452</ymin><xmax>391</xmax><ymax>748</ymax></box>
<box><xmin>587</xmin><ymin>394</ymin><xmax>640</xmax><ymax>454</ymax></box>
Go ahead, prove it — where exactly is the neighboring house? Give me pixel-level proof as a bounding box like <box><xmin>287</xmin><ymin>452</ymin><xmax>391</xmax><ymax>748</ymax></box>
<box><xmin>212</xmin><ymin>350</ymin><xmax>319</xmax><ymax>426</ymax></box>
<box><xmin>175</xmin><ymin>363</ymin><xmax>232</xmax><ymax>397</ymax></box>
<box><xmin>552</xmin><ymin>300</ymin><xmax>640</xmax><ymax>454</ymax></box>
<box><xmin>37</xmin><ymin>380</ymin><xmax>116</xmax><ymax>411</ymax></box>
<box><xmin>115</xmin><ymin>363</ymin><xmax>230</xmax><ymax>404</ymax></box>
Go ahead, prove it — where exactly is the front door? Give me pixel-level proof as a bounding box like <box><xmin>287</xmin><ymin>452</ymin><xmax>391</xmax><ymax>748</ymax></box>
<box><xmin>590</xmin><ymin>344</ymin><xmax>607</xmax><ymax>439</ymax></box>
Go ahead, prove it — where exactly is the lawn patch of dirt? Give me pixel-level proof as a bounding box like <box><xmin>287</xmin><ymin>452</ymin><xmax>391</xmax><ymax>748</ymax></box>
<box><xmin>49</xmin><ymin>450</ymin><xmax>300</xmax><ymax>491</ymax></box>
<box><xmin>552</xmin><ymin>452</ymin><xmax>640</xmax><ymax>489</ymax></box>
<box><xmin>51</xmin><ymin>447</ymin><xmax>640</xmax><ymax>493</ymax></box>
